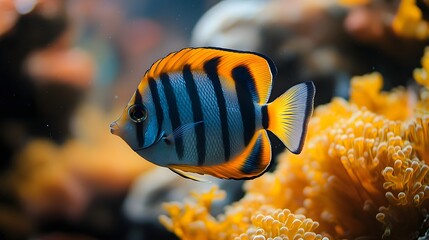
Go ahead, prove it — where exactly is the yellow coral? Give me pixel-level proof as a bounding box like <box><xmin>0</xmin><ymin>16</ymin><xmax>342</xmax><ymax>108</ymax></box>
<box><xmin>239</xmin><ymin>208</ymin><xmax>325</xmax><ymax>240</ymax></box>
<box><xmin>414</xmin><ymin>47</ymin><xmax>429</xmax><ymax>90</ymax></box>
<box><xmin>338</xmin><ymin>0</ymin><xmax>429</xmax><ymax>40</ymax></box>
<box><xmin>413</xmin><ymin>47</ymin><xmax>429</xmax><ymax>116</ymax></box>
<box><xmin>160</xmin><ymin>187</ymin><xmax>327</xmax><ymax>240</ymax></box>
<box><xmin>160</xmin><ymin>186</ymin><xmax>229</xmax><ymax>240</ymax></box>
<box><xmin>392</xmin><ymin>0</ymin><xmax>429</xmax><ymax>40</ymax></box>
<box><xmin>406</xmin><ymin>117</ymin><xmax>429</xmax><ymax>163</ymax></box>
<box><xmin>349</xmin><ymin>72</ymin><xmax>412</xmax><ymax>120</ymax></box>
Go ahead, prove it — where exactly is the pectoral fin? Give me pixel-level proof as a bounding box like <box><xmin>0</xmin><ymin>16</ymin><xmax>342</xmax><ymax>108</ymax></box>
<box><xmin>165</xmin><ymin>121</ymin><xmax>204</xmax><ymax>144</ymax></box>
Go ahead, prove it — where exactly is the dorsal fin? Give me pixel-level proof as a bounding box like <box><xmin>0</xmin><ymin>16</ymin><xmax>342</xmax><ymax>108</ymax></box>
<box><xmin>139</xmin><ymin>47</ymin><xmax>277</xmax><ymax>104</ymax></box>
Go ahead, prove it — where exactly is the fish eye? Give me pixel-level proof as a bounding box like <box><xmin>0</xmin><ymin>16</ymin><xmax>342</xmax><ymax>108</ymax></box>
<box><xmin>128</xmin><ymin>104</ymin><xmax>147</xmax><ymax>123</ymax></box>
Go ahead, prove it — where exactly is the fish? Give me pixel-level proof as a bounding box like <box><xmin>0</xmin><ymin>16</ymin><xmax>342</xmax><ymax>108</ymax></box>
<box><xmin>110</xmin><ymin>47</ymin><xmax>315</xmax><ymax>180</ymax></box>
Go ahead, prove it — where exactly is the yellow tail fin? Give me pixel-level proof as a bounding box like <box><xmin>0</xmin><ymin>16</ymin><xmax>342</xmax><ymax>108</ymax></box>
<box><xmin>266</xmin><ymin>82</ymin><xmax>315</xmax><ymax>154</ymax></box>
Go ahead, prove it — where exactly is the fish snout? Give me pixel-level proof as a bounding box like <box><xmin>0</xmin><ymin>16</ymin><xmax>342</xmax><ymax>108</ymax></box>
<box><xmin>110</xmin><ymin>121</ymin><xmax>120</xmax><ymax>135</ymax></box>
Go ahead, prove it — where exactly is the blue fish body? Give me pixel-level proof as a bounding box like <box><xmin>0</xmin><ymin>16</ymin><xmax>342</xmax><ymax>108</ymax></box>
<box><xmin>111</xmin><ymin>47</ymin><xmax>315</xmax><ymax>180</ymax></box>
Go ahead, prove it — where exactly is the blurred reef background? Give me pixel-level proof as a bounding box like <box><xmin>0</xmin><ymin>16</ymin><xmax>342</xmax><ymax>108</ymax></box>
<box><xmin>0</xmin><ymin>0</ymin><xmax>428</xmax><ymax>239</ymax></box>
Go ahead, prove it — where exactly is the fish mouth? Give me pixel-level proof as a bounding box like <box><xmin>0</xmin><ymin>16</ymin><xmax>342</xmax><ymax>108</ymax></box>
<box><xmin>110</xmin><ymin>121</ymin><xmax>119</xmax><ymax>135</ymax></box>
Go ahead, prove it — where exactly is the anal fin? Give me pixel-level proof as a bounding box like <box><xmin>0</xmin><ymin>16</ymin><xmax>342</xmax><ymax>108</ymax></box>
<box><xmin>169</xmin><ymin>130</ymin><xmax>272</xmax><ymax>180</ymax></box>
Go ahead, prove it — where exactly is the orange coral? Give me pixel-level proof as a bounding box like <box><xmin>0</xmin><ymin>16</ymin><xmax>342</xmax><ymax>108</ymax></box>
<box><xmin>338</xmin><ymin>0</ymin><xmax>429</xmax><ymax>40</ymax></box>
<box><xmin>392</xmin><ymin>0</ymin><xmax>429</xmax><ymax>40</ymax></box>
<box><xmin>414</xmin><ymin>47</ymin><xmax>429</xmax><ymax>89</ymax></box>
<box><xmin>160</xmin><ymin>187</ymin><xmax>327</xmax><ymax>240</ymax></box>
<box><xmin>238</xmin><ymin>208</ymin><xmax>325</xmax><ymax>240</ymax></box>
<box><xmin>349</xmin><ymin>72</ymin><xmax>412</xmax><ymax>120</ymax></box>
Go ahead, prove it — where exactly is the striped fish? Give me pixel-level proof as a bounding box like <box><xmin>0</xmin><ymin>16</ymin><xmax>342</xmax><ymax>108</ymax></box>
<box><xmin>110</xmin><ymin>47</ymin><xmax>315</xmax><ymax>180</ymax></box>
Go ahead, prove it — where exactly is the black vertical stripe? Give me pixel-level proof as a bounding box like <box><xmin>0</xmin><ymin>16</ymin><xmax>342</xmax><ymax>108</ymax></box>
<box><xmin>232</xmin><ymin>65</ymin><xmax>256</xmax><ymax>146</ymax></box>
<box><xmin>134</xmin><ymin>89</ymin><xmax>145</xmax><ymax>148</ymax></box>
<box><xmin>261</xmin><ymin>105</ymin><xmax>269</xmax><ymax>129</ymax></box>
<box><xmin>160</xmin><ymin>73</ymin><xmax>184</xmax><ymax>159</ymax></box>
<box><xmin>136</xmin><ymin>123</ymin><xmax>144</xmax><ymax>148</ymax></box>
<box><xmin>148</xmin><ymin>77</ymin><xmax>164</xmax><ymax>138</ymax></box>
<box><xmin>183</xmin><ymin>65</ymin><xmax>206</xmax><ymax>165</ymax></box>
<box><xmin>204</xmin><ymin>57</ymin><xmax>231</xmax><ymax>161</ymax></box>
<box><xmin>134</xmin><ymin>89</ymin><xmax>143</xmax><ymax>105</ymax></box>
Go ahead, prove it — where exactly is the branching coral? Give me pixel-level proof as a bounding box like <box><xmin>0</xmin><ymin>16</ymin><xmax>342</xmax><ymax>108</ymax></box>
<box><xmin>349</xmin><ymin>72</ymin><xmax>412</xmax><ymax>120</ymax></box>
<box><xmin>338</xmin><ymin>0</ymin><xmax>429</xmax><ymax>40</ymax></box>
<box><xmin>392</xmin><ymin>0</ymin><xmax>429</xmax><ymax>40</ymax></box>
<box><xmin>414</xmin><ymin>47</ymin><xmax>429</xmax><ymax>89</ymax></box>
<box><xmin>161</xmin><ymin>52</ymin><xmax>429</xmax><ymax>240</ymax></box>
<box><xmin>160</xmin><ymin>186</ymin><xmax>327</xmax><ymax>240</ymax></box>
